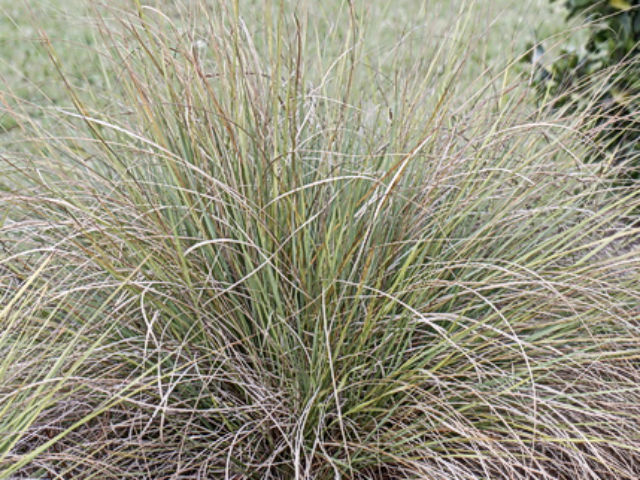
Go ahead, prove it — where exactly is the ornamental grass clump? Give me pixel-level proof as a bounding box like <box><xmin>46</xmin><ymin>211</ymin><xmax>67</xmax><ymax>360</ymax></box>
<box><xmin>1</xmin><ymin>1</ymin><xmax>640</xmax><ymax>479</ymax></box>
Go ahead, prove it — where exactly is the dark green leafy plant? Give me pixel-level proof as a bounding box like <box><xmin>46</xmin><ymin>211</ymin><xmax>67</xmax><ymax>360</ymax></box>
<box><xmin>538</xmin><ymin>0</ymin><xmax>640</xmax><ymax>173</ymax></box>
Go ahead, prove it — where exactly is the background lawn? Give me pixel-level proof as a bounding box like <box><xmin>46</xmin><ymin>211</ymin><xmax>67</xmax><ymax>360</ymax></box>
<box><xmin>1</xmin><ymin>0</ymin><xmax>569</xmax><ymax>113</ymax></box>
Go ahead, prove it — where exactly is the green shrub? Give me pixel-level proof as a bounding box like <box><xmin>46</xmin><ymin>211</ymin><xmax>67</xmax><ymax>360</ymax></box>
<box><xmin>539</xmin><ymin>0</ymin><xmax>640</xmax><ymax>172</ymax></box>
<box><xmin>2</xmin><ymin>1</ymin><xmax>640</xmax><ymax>479</ymax></box>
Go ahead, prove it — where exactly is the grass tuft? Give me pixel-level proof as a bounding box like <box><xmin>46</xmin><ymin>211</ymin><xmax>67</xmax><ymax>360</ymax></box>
<box><xmin>1</xmin><ymin>1</ymin><xmax>640</xmax><ymax>478</ymax></box>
